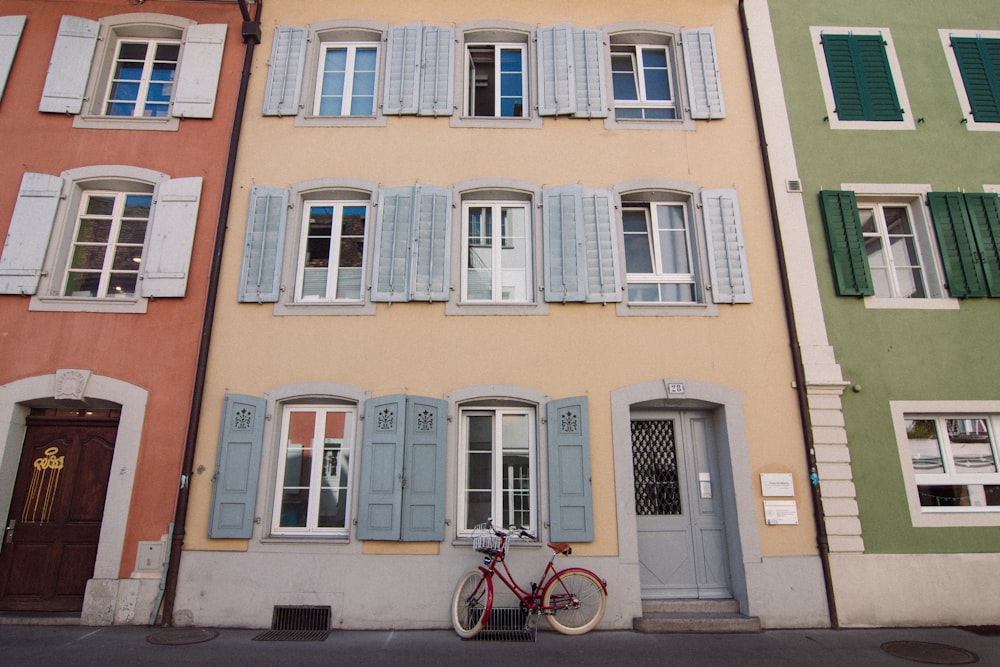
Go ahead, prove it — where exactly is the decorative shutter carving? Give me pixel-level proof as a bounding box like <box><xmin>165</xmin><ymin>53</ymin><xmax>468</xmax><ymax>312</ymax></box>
<box><xmin>208</xmin><ymin>394</ymin><xmax>266</xmax><ymax>539</ymax></box>
<box><xmin>819</xmin><ymin>190</ymin><xmax>874</xmax><ymax>296</ymax></box>
<box><xmin>372</xmin><ymin>186</ymin><xmax>415</xmax><ymax>302</ymax></box>
<box><xmin>401</xmin><ymin>396</ymin><xmax>448</xmax><ymax>541</ymax></box>
<box><xmin>701</xmin><ymin>188</ymin><xmax>752</xmax><ymax>304</ymax></box>
<box><xmin>238</xmin><ymin>186</ymin><xmax>288</xmax><ymax>303</ymax></box>
<box><xmin>262</xmin><ymin>26</ymin><xmax>307</xmax><ymax>116</ymax></box>
<box><xmin>963</xmin><ymin>192</ymin><xmax>1000</xmax><ymax>297</ymax></box>
<box><xmin>0</xmin><ymin>172</ymin><xmax>63</xmax><ymax>295</ymax></box>
<box><xmin>537</xmin><ymin>23</ymin><xmax>576</xmax><ymax>116</ymax></box>
<box><xmin>682</xmin><ymin>27</ymin><xmax>726</xmax><ymax>119</ymax></box>
<box><xmin>928</xmin><ymin>192</ymin><xmax>987</xmax><ymax>298</ymax></box>
<box><xmin>0</xmin><ymin>15</ymin><xmax>26</xmax><ymax>103</ymax></box>
<box><xmin>546</xmin><ymin>397</ymin><xmax>594</xmax><ymax>543</ymax></box>
<box><xmin>39</xmin><ymin>16</ymin><xmax>99</xmax><ymax>114</ymax></box>
<box><xmin>384</xmin><ymin>24</ymin><xmax>422</xmax><ymax>115</ymax></box>
<box><xmin>952</xmin><ymin>37</ymin><xmax>1000</xmax><ymax>123</ymax></box>
<box><xmin>141</xmin><ymin>176</ymin><xmax>202</xmax><ymax>298</ymax></box>
<box><xmin>171</xmin><ymin>24</ymin><xmax>227</xmax><ymax>118</ymax></box>
<box><xmin>410</xmin><ymin>185</ymin><xmax>452</xmax><ymax>301</ymax></box>
<box><xmin>573</xmin><ymin>28</ymin><xmax>608</xmax><ymax>118</ymax></box>
<box><xmin>581</xmin><ymin>187</ymin><xmax>621</xmax><ymax>302</ymax></box>
<box><xmin>542</xmin><ymin>185</ymin><xmax>586</xmax><ymax>302</ymax></box>
<box><xmin>357</xmin><ymin>395</ymin><xmax>407</xmax><ymax>540</ymax></box>
<box><xmin>419</xmin><ymin>26</ymin><xmax>454</xmax><ymax>116</ymax></box>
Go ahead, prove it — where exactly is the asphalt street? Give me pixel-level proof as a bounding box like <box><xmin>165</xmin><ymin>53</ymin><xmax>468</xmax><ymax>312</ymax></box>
<box><xmin>0</xmin><ymin>624</ymin><xmax>997</xmax><ymax>666</ymax></box>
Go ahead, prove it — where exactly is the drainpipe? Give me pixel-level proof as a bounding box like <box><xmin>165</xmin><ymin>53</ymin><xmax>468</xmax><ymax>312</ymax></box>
<box><xmin>158</xmin><ymin>0</ymin><xmax>262</xmax><ymax>627</ymax></box>
<box><xmin>737</xmin><ymin>0</ymin><xmax>839</xmax><ymax>628</ymax></box>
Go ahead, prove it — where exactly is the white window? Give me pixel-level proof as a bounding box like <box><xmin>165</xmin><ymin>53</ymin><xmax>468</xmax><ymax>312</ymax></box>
<box><xmin>272</xmin><ymin>404</ymin><xmax>356</xmax><ymax>536</ymax></box>
<box><xmin>466</xmin><ymin>43</ymin><xmax>527</xmax><ymax>118</ymax></box>
<box><xmin>611</xmin><ymin>45</ymin><xmax>676</xmax><ymax>120</ymax></box>
<box><xmin>622</xmin><ymin>203</ymin><xmax>697</xmax><ymax>304</ymax></box>
<box><xmin>296</xmin><ymin>202</ymin><xmax>368</xmax><ymax>302</ymax></box>
<box><xmin>104</xmin><ymin>39</ymin><xmax>180</xmax><ymax>118</ymax></box>
<box><xmin>63</xmin><ymin>190</ymin><xmax>152</xmax><ymax>298</ymax></box>
<box><xmin>314</xmin><ymin>42</ymin><xmax>378</xmax><ymax>116</ymax></box>
<box><xmin>462</xmin><ymin>201</ymin><xmax>533</xmax><ymax>303</ymax></box>
<box><xmin>905</xmin><ymin>415</ymin><xmax>1000</xmax><ymax>511</ymax></box>
<box><xmin>459</xmin><ymin>406</ymin><xmax>537</xmax><ymax>535</ymax></box>
<box><xmin>859</xmin><ymin>201</ymin><xmax>929</xmax><ymax>299</ymax></box>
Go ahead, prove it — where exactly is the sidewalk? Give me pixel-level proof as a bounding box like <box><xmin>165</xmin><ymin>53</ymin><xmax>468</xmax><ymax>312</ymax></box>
<box><xmin>0</xmin><ymin>624</ymin><xmax>997</xmax><ymax>666</ymax></box>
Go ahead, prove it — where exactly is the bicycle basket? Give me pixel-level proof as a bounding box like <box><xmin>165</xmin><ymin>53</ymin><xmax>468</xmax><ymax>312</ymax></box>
<box><xmin>472</xmin><ymin>524</ymin><xmax>508</xmax><ymax>557</ymax></box>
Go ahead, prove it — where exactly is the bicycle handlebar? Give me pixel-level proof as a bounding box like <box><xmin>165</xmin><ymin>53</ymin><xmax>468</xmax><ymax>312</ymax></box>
<box><xmin>486</xmin><ymin>518</ymin><xmax>536</xmax><ymax>542</ymax></box>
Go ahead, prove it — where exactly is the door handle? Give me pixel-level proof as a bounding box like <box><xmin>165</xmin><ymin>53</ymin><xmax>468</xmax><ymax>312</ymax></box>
<box><xmin>4</xmin><ymin>520</ymin><xmax>15</xmax><ymax>544</ymax></box>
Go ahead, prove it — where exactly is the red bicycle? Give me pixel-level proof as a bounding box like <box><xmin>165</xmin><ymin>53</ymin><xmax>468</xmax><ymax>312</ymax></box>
<box><xmin>451</xmin><ymin>520</ymin><xmax>608</xmax><ymax>638</ymax></box>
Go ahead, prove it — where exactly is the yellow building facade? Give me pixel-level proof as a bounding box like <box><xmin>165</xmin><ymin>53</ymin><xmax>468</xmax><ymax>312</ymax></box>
<box><xmin>174</xmin><ymin>0</ymin><xmax>830</xmax><ymax>630</ymax></box>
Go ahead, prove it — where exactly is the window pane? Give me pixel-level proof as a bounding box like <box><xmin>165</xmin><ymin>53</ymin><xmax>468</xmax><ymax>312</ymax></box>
<box><xmin>947</xmin><ymin>418</ymin><xmax>997</xmax><ymax>474</ymax></box>
<box><xmin>466</xmin><ymin>207</ymin><xmax>493</xmax><ymax>300</ymax></box>
<box><xmin>499</xmin><ymin>48</ymin><xmax>524</xmax><ymax>117</ymax></box>
<box><xmin>641</xmin><ymin>48</ymin><xmax>671</xmax><ymax>101</ymax></box>
<box><xmin>318</xmin><ymin>411</ymin><xmax>348</xmax><ymax>528</ymax></box>
<box><xmin>656</xmin><ymin>205</ymin><xmax>690</xmax><ymax>274</ymax></box>
<box><xmin>499</xmin><ymin>207</ymin><xmax>528</xmax><ymax>301</ymax></box>
<box><xmin>623</xmin><ymin>209</ymin><xmax>654</xmax><ymax>273</ymax></box>
<box><xmin>69</xmin><ymin>245</ymin><xmax>106</xmax><ymax>270</ymax></box>
<box><xmin>350</xmin><ymin>47</ymin><xmax>377</xmax><ymax>116</ymax></box>
<box><xmin>279</xmin><ymin>411</ymin><xmax>315</xmax><ymax>528</ymax></box>
<box><xmin>107</xmin><ymin>272</ymin><xmax>138</xmax><ymax>297</ymax></box>
<box><xmin>319</xmin><ymin>48</ymin><xmax>348</xmax><ymax>115</ymax></box>
<box><xmin>907</xmin><ymin>418</ymin><xmax>944</xmax><ymax>474</ymax></box>
<box><xmin>612</xmin><ymin>54</ymin><xmax>639</xmax><ymax>101</ymax></box>
<box><xmin>64</xmin><ymin>272</ymin><xmax>100</xmax><ymax>298</ymax></box>
<box><xmin>468</xmin><ymin>46</ymin><xmax>495</xmax><ymax>117</ymax></box>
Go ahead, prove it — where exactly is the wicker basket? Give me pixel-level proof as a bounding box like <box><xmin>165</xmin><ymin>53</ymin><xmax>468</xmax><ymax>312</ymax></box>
<box><xmin>472</xmin><ymin>524</ymin><xmax>508</xmax><ymax>557</ymax></box>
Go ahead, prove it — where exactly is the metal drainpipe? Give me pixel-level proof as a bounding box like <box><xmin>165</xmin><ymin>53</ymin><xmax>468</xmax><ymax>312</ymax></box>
<box><xmin>737</xmin><ymin>0</ymin><xmax>839</xmax><ymax>628</ymax></box>
<box><xmin>158</xmin><ymin>0</ymin><xmax>262</xmax><ymax>627</ymax></box>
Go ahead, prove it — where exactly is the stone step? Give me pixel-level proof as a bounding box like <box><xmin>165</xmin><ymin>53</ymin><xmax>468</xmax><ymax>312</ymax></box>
<box><xmin>641</xmin><ymin>598</ymin><xmax>741</xmax><ymax>615</ymax></box>
<box><xmin>634</xmin><ymin>599</ymin><xmax>761</xmax><ymax>634</ymax></box>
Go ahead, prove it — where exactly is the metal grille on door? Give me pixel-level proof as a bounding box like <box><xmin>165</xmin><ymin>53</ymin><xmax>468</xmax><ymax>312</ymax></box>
<box><xmin>631</xmin><ymin>420</ymin><xmax>682</xmax><ymax>515</ymax></box>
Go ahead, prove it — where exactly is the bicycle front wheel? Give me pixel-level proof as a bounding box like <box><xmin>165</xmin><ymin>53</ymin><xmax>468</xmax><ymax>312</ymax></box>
<box><xmin>451</xmin><ymin>570</ymin><xmax>492</xmax><ymax>638</ymax></box>
<box><xmin>542</xmin><ymin>569</ymin><xmax>607</xmax><ymax>635</ymax></box>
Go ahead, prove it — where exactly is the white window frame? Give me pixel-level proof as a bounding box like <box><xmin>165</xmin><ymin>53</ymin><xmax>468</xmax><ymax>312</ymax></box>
<box><xmin>622</xmin><ymin>202</ymin><xmax>698</xmax><ymax>304</ymax></box>
<box><xmin>460</xmin><ymin>200</ymin><xmax>534</xmax><ymax>305</ymax></box>
<box><xmin>891</xmin><ymin>401</ymin><xmax>1000</xmax><ymax>527</ymax></box>
<box><xmin>610</xmin><ymin>44</ymin><xmax>677</xmax><ymax>120</ymax></box>
<box><xmin>810</xmin><ymin>26</ymin><xmax>915</xmax><ymax>131</ymax></box>
<box><xmin>312</xmin><ymin>41</ymin><xmax>379</xmax><ymax>117</ymax></box>
<box><xmin>842</xmin><ymin>183</ymin><xmax>957</xmax><ymax>310</ymax></box>
<box><xmin>939</xmin><ymin>29</ymin><xmax>1000</xmax><ymax>132</ymax></box>
<box><xmin>103</xmin><ymin>37</ymin><xmax>180</xmax><ymax>119</ymax></box>
<box><xmin>457</xmin><ymin>405</ymin><xmax>538</xmax><ymax>538</ymax></box>
<box><xmin>271</xmin><ymin>403</ymin><xmax>357</xmax><ymax>537</ymax></box>
<box><xmin>294</xmin><ymin>200</ymin><xmax>369</xmax><ymax>304</ymax></box>
<box><xmin>465</xmin><ymin>42</ymin><xmax>527</xmax><ymax>119</ymax></box>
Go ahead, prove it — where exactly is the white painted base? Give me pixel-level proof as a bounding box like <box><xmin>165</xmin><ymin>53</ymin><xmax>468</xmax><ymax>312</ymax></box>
<box><xmin>81</xmin><ymin>578</ymin><xmax>163</xmax><ymax>625</ymax></box>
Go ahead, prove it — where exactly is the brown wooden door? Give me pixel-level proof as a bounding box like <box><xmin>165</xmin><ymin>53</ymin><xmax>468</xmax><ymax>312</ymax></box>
<box><xmin>0</xmin><ymin>412</ymin><xmax>118</xmax><ymax>612</ymax></box>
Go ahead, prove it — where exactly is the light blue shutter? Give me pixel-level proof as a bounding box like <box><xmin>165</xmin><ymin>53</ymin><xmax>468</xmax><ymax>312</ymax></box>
<box><xmin>209</xmin><ymin>394</ymin><xmax>266</xmax><ymax>539</ymax></box>
<box><xmin>372</xmin><ymin>186</ymin><xmax>415</xmax><ymax>302</ymax></box>
<box><xmin>547</xmin><ymin>397</ymin><xmax>594</xmax><ymax>543</ymax></box>
<box><xmin>384</xmin><ymin>24</ymin><xmax>422</xmax><ymax>115</ymax></box>
<box><xmin>0</xmin><ymin>15</ymin><xmax>26</xmax><ymax>103</ymax></box>
<box><xmin>682</xmin><ymin>27</ymin><xmax>726</xmax><ymax>119</ymax></box>
<box><xmin>39</xmin><ymin>16</ymin><xmax>99</xmax><ymax>114</ymax></box>
<box><xmin>581</xmin><ymin>187</ymin><xmax>621</xmax><ymax>302</ymax></box>
<box><xmin>419</xmin><ymin>26</ymin><xmax>454</xmax><ymax>116</ymax></box>
<box><xmin>401</xmin><ymin>396</ymin><xmax>448</xmax><ymax>541</ymax></box>
<box><xmin>410</xmin><ymin>185</ymin><xmax>452</xmax><ymax>301</ymax></box>
<box><xmin>262</xmin><ymin>26</ymin><xmax>307</xmax><ymax>116</ymax></box>
<box><xmin>573</xmin><ymin>28</ymin><xmax>608</xmax><ymax>118</ymax></box>
<box><xmin>542</xmin><ymin>185</ymin><xmax>586</xmax><ymax>302</ymax></box>
<box><xmin>357</xmin><ymin>395</ymin><xmax>407</xmax><ymax>540</ymax></box>
<box><xmin>172</xmin><ymin>24</ymin><xmax>227</xmax><ymax>119</ymax></box>
<box><xmin>238</xmin><ymin>186</ymin><xmax>288</xmax><ymax>303</ymax></box>
<box><xmin>0</xmin><ymin>172</ymin><xmax>63</xmax><ymax>295</ymax></box>
<box><xmin>140</xmin><ymin>177</ymin><xmax>202</xmax><ymax>298</ymax></box>
<box><xmin>537</xmin><ymin>23</ymin><xmax>576</xmax><ymax>116</ymax></box>
<box><xmin>701</xmin><ymin>188</ymin><xmax>752</xmax><ymax>304</ymax></box>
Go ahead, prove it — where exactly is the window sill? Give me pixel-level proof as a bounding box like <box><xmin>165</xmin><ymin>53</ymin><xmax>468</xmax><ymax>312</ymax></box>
<box><xmin>863</xmin><ymin>297</ymin><xmax>961</xmax><ymax>310</ymax></box>
<box><xmin>604</xmin><ymin>115</ymin><xmax>694</xmax><ymax>131</ymax></box>
<box><xmin>615</xmin><ymin>300</ymin><xmax>717</xmax><ymax>317</ymax></box>
<box><xmin>445</xmin><ymin>300</ymin><xmax>548</xmax><ymax>316</ymax></box>
<box><xmin>272</xmin><ymin>299</ymin><xmax>376</xmax><ymax>316</ymax></box>
<box><xmin>72</xmin><ymin>114</ymin><xmax>180</xmax><ymax>132</ymax></box>
<box><xmin>295</xmin><ymin>114</ymin><xmax>387</xmax><ymax>128</ymax></box>
<box><xmin>260</xmin><ymin>534</ymin><xmax>351</xmax><ymax>545</ymax></box>
<box><xmin>29</xmin><ymin>295</ymin><xmax>148</xmax><ymax>314</ymax></box>
<box><xmin>450</xmin><ymin>115</ymin><xmax>543</xmax><ymax>129</ymax></box>
<box><xmin>825</xmin><ymin>117</ymin><xmax>915</xmax><ymax>131</ymax></box>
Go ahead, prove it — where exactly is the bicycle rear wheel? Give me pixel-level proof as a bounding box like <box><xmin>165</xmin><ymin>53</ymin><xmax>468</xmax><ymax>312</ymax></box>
<box><xmin>451</xmin><ymin>570</ymin><xmax>492</xmax><ymax>638</ymax></box>
<box><xmin>542</xmin><ymin>569</ymin><xmax>606</xmax><ymax>635</ymax></box>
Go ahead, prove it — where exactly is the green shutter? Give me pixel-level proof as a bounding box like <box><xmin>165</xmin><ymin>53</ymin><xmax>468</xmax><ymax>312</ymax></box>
<box><xmin>547</xmin><ymin>397</ymin><xmax>594</xmax><ymax>542</ymax></box>
<box><xmin>542</xmin><ymin>185</ymin><xmax>586</xmax><ymax>302</ymax></box>
<box><xmin>410</xmin><ymin>185</ymin><xmax>452</xmax><ymax>301</ymax></box>
<box><xmin>357</xmin><ymin>395</ymin><xmax>407</xmax><ymax>540</ymax></box>
<box><xmin>962</xmin><ymin>193</ymin><xmax>1000</xmax><ymax>297</ymax></box>
<box><xmin>819</xmin><ymin>190</ymin><xmax>874</xmax><ymax>296</ymax></box>
<box><xmin>927</xmin><ymin>192</ymin><xmax>986</xmax><ymax>298</ymax></box>
<box><xmin>400</xmin><ymin>397</ymin><xmax>448</xmax><ymax>541</ymax></box>
<box><xmin>952</xmin><ymin>37</ymin><xmax>1000</xmax><ymax>123</ymax></box>
<box><xmin>0</xmin><ymin>172</ymin><xmax>62</xmax><ymax>295</ymax></box>
<box><xmin>238</xmin><ymin>186</ymin><xmax>288</xmax><ymax>303</ymax></box>
<box><xmin>209</xmin><ymin>394</ymin><xmax>266</xmax><ymax>539</ymax></box>
<box><xmin>822</xmin><ymin>33</ymin><xmax>902</xmax><ymax>121</ymax></box>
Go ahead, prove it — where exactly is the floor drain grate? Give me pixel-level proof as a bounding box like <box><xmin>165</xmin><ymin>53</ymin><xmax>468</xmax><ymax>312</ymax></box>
<box><xmin>880</xmin><ymin>641</ymin><xmax>978</xmax><ymax>665</ymax></box>
<box><xmin>467</xmin><ymin>607</ymin><xmax>536</xmax><ymax>642</ymax></box>
<box><xmin>252</xmin><ymin>605</ymin><xmax>331</xmax><ymax>642</ymax></box>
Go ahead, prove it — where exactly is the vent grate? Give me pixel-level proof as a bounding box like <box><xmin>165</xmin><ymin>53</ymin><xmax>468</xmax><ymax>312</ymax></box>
<box><xmin>467</xmin><ymin>607</ymin><xmax>536</xmax><ymax>642</ymax></box>
<box><xmin>252</xmin><ymin>605</ymin><xmax>331</xmax><ymax>642</ymax></box>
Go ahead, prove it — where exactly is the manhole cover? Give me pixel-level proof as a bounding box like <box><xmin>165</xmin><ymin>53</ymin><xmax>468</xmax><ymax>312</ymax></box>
<box><xmin>146</xmin><ymin>628</ymin><xmax>219</xmax><ymax>645</ymax></box>
<box><xmin>881</xmin><ymin>641</ymin><xmax>978</xmax><ymax>665</ymax></box>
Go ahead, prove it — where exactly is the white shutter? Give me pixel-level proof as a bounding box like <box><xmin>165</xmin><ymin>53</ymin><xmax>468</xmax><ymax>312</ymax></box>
<box><xmin>140</xmin><ymin>177</ymin><xmax>203</xmax><ymax>298</ymax></box>
<box><xmin>172</xmin><ymin>24</ymin><xmax>228</xmax><ymax>119</ymax></box>
<box><xmin>701</xmin><ymin>188</ymin><xmax>752</xmax><ymax>303</ymax></box>
<box><xmin>0</xmin><ymin>173</ymin><xmax>63</xmax><ymax>295</ymax></box>
<box><xmin>0</xmin><ymin>15</ymin><xmax>26</xmax><ymax>103</ymax></box>
<box><xmin>39</xmin><ymin>16</ymin><xmax>99</xmax><ymax>114</ymax></box>
<box><xmin>682</xmin><ymin>27</ymin><xmax>726</xmax><ymax>119</ymax></box>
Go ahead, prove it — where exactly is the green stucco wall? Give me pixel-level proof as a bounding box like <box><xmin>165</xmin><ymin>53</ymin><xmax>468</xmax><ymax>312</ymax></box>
<box><xmin>768</xmin><ymin>0</ymin><xmax>1000</xmax><ymax>553</ymax></box>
